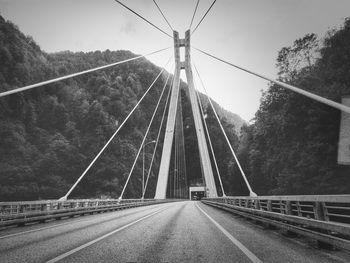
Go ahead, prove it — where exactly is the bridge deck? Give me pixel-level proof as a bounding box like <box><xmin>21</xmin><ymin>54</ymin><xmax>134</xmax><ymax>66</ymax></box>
<box><xmin>1</xmin><ymin>201</ymin><xmax>348</xmax><ymax>262</ymax></box>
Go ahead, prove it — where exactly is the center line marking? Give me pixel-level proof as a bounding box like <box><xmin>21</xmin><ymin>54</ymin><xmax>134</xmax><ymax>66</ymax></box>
<box><xmin>196</xmin><ymin>203</ymin><xmax>263</xmax><ymax>263</ymax></box>
<box><xmin>46</xmin><ymin>207</ymin><xmax>168</xmax><ymax>263</ymax></box>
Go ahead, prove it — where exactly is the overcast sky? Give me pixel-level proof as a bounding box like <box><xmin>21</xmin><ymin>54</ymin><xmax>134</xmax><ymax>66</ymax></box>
<box><xmin>1</xmin><ymin>0</ymin><xmax>350</xmax><ymax>121</ymax></box>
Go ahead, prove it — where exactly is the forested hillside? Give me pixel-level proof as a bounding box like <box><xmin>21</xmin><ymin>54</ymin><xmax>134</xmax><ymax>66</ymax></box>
<box><xmin>0</xmin><ymin>15</ymin><xmax>168</xmax><ymax>201</ymax></box>
<box><xmin>237</xmin><ymin>19</ymin><xmax>350</xmax><ymax>195</ymax></box>
<box><xmin>0</xmin><ymin>15</ymin><xmax>240</xmax><ymax>201</ymax></box>
<box><xmin>5</xmin><ymin>14</ymin><xmax>348</xmax><ymax>200</ymax></box>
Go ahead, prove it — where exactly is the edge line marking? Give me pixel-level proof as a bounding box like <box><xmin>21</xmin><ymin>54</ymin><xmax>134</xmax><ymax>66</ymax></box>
<box><xmin>196</xmin><ymin>202</ymin><xmax>263</xmax><ymax>263</ymax></box>
<box><xmin>46</xmin><ymin>207</ymin><xmax>168</xmax><ymax>263</ymax></box>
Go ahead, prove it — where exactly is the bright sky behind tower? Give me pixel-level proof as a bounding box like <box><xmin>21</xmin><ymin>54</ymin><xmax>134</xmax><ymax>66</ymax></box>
<box><xmin>1</xmin><ymin>0</ymin><xmax>350</xmax><ymax>121</ymax></box>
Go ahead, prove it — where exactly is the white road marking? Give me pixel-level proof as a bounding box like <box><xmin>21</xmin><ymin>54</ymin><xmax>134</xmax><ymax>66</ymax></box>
<box><xmin>45</xmin><ymin>207</ymin><xmax>168</xmax><ymax>263</ymax></box>
<box><xmin>0</xmin><ymin>209</ymin><xmax>138</xmax><ymax>240</ymax></box>
<box><xmin>0</xmin><ymin>204</ymin><xmax>163</xmax><ymax>240</ymax></box>
<box><xmin>0</xmin><ymin>219</ymin><xmax>86</xmax><ymax>240</ymax></box>
<box><xmin>196</xmin><ymin>202</ymin><xmax>263</xmax><ymax>263</ymax></box>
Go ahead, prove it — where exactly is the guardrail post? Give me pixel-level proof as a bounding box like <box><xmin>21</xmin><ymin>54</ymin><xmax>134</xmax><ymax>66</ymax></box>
<box><xmin>39</xmin><ymin>204</ymin><xmax>47</xmax><ymax>222</ymax></box>
<box><xmin>279</xmin><ymin>201</ymin><xmax>285</xmax><ymax>214</ymax></box>
<box><xmin>283</xmin><ymin>200</ymin><xmax>298</xmax><ymax>237</ymax></box>
<box><xmin>254</xmin><ymin>199</ymin><xmax>260</xmax><ymax>210</ymax></box>
<box><xmin>266</xmin><ymin>200</ymin><xmax>277</xmax><ymax>229</ymax></box>
<box><xmin>322</xmin><ymin>202</ymin><xmax>330</xmax><ymax>221</ymax></box>
<box><xmin>285</xmin><ymin>201</ymin><xmax>292</xmax><ymax>215</ymax></box>
<box><xmin>314</xmin><ymin>202</ymin><xmax>325</xmax><ymax>221</ymax></box>
<box><xmin>315</xmin><ymin>202</ymin><xmax>333</xmax><ymax>249</ymax></box>
<box><xmin>20</xmin><ymin>205</ymin><xmax>25</xmax><ymax>214</ymax></box>
<box><xmin>296</xmin><ymin>201</ymin><xmax>302</xmax><ymax>217</ymax></box>
<box><xmin>267</xmin><ymin>200</ymin><xmax>272</xmax><ymax>212</ymax></box>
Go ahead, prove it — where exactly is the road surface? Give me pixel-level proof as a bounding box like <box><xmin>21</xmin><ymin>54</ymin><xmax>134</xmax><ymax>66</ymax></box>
<box><xmin>0</xmin><ymin>201</ymin><xmax>349</xmax><ymax>262</ymax></box>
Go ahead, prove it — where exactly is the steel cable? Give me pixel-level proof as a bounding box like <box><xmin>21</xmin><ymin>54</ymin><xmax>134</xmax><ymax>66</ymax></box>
<box><xmin>0</xmin><ymin>47</ymin><xmax>170</xmax><ymax>98</ymax></box>
<box><xmin>191</xmin><ymin>0</ymin><xmax>217</xmax><ymax>36</ymax></box>
<box><xmin>59</xmin><ymin>57</ymin><xmax>172</xmax><ymax>200</ymax></box>
<box><xmin>119</xmin><ymin>60</ymin><xmax>173</xmax><ymax>199</ymax></box>
<box><xmin>152</xmin><ymin>0</ymin><xmax>174</xmax><ymax>31</ymax></box>
<box><xmin>142</xmin><ymin>71</ymin><xmax>174</xmax><ymax>198</ymax></box>
<box><xmin>189</xmin><ymin>0</ymin><xmax>200</xmax><ymax>29</ymax></box>
<box><xmin>193</xmin><ymin>63</ymin><xmax>257</xmax><ymax>197</ymax></box>
<box><xmin>194</xmin><ymin>47</ymin><xmax>350</xmax><ymax>115</ymax></box>
<box><xmin>195</xmin><ymin>85</ymin><xmax>226</xmax><ymax>196</ymax></box>
<box><xmin>115</xmin><ymin>0</ymin><xmax>172</xmax><ymax>38</ymax></box>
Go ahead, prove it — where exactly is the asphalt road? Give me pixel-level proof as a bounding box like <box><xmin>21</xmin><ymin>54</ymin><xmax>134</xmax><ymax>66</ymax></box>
<box><xmin>0</xmin><ymin>201</ymin><xmax>349</xmax><ymax>263</ymax></box>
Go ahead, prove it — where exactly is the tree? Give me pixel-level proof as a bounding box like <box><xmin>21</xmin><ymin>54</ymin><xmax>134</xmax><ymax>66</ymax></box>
<box><xmin>241</xmin><ymin>19</ymin><xmax>350</xmax><ymax>195</ymax></box>
<box><xmin>276</xmin><ymin>33</ymin><xmax>318</xmax><ymax>81</ymax></box>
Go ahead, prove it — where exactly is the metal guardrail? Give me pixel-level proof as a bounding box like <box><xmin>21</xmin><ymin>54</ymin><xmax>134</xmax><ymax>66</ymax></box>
<box><xmin>0</xmin><ymin>199</ymin><xmax>175</xmax><ymax>227</ymax></box>
<box><xmin>202</xmin><ymin>195</ymin><xmax>350</xmax><ymax>251</ymax></box>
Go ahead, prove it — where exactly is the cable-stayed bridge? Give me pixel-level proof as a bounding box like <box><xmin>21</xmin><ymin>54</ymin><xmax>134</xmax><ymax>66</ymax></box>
<box><xmin>1</xmin><ymin>1</ymin><xmax>350</xmax><ymax>262</ymax></box>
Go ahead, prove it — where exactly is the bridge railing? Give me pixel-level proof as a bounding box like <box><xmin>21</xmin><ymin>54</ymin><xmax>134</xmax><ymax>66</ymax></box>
<box><xmin>206</xmin><ymin>195</ymin><xmax>350</xmax><ymax>223</ymax></box>
<box><xmin>202</xmin><ymin>195</ymin><xmax>350</xmax><ymax>250</ymax></box>
<box><xmin>0</xmin><ymin>199</ymin><xmax>175</xmax><ymax>227</ymax></box>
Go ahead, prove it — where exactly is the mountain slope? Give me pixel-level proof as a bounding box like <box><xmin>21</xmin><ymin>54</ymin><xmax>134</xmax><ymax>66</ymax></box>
<box><xmin>198</xmin><ymin>93</ymin><xmax>246</xmax><ymax>133</ymax></box>
<box><xmin>0</xmin><ymin>16</ymin><xmax>170</xmax><ymax>200</ymax></box>
<box><xmin>0</xmin><ymin>16</ymin><xmax>244</xmax><ymax>201</ymax></box>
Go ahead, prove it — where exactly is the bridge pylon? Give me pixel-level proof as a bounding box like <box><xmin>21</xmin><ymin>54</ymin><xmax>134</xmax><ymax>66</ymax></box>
<box><xmin>155</xmin><ymin>30</ymin><xmax>218</xmax><ymax>199</ymax></box>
